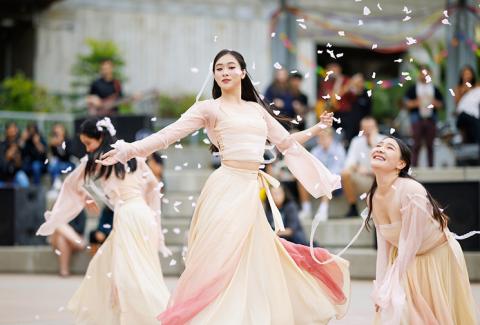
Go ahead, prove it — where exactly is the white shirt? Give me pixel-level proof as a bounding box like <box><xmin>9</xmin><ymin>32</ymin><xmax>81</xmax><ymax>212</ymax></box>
<box><xmin>345</xmin><ymin>133</ymin><xmax>386</xmax><ymax>170</ymax></box>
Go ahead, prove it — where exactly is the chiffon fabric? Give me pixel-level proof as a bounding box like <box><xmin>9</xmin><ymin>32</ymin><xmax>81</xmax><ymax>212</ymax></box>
<box><xmin>108</xmin><ymin>99</ymin><xmax>351</xmax><ymax>324</ymax></box>
<box><xmin>372</xmin><ymin>180</ymin><xmax>478</xmax><ymax>325</ymax></box>
<box><xmin>37</xmin><ymin>158</ymin><xmax>170</xmax><ymax>324</ymax></box>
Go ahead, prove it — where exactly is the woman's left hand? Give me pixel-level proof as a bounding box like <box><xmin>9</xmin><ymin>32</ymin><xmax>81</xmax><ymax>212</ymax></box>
<box><xmin>318</xmin><ymin>111</ymin><xmax>334</xmax><ymax>129</ymax></box>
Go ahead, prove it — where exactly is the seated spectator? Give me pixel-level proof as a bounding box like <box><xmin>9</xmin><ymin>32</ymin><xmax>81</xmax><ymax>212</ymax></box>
<box><xmin>310</xmin><ymin>127</ymin><xmax>346</xmax><ymax>221</ymax></box>
<box><xmin>48</xmin><ymin>123</ymin><xmax>75</xmax><ymax>187</ymax></box>
<box><xmin>455</xmin><ymin>65</ymin><xmax>480</xmax><ymax>146</ymax></box>
<box><xmin>0</xmin><ymin>122</ymin><xmax>29</xmax><ymax>187</ymax></box>
<box><xmin>265</xmin><ymin>184</ymin><xmax>308</xmax><ymax>245</ymax></box>
<box><xmin>21</xmin><ymin>123</ymin><xmax>47</xmax><ymax>185</ymax></box>
<box><xmin>50</xmin><ymin>211</ymin><xmax>87</xmax><ymax>277</ymax></box>
<box><xmin>89</xmin><ymin>207</ymin><xmax>114</xmax><ymax>255</ymax></box>
<box><xmin>341</xmin><ymin>116</ymin><xmax>384</xmax><ymax>217</ymax></box>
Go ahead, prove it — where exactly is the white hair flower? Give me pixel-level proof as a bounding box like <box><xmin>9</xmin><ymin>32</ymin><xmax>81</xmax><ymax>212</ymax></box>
<box><xmin>96</xmin><ymin>117</ymin><xmax>117</xmax><ymax>137</ymax></box>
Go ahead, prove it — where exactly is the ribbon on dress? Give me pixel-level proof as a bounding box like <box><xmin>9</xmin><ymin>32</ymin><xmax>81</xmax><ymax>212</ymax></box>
<box><xmin>258</xmin><ymin>170</ymin><xmax>285</xmax><ymax>232</ymax></box>
<box><xmin>309</xmin><ymin>207</ymin><xmax>368</xmax><ymax>265</ymax></box>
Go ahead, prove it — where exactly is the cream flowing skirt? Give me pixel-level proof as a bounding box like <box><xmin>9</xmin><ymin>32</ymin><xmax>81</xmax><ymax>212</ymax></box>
<box><xmin>375</xmin><ymin>239</ymin><xmax>478</xmax><ymax>324</ymax></box>
<box><xmin>159</xmin><ymin>165</ymin><xmax>350</xmax><ymax>325</ymax></box>
<box><xmin>68</xmin><ymin>197</ymin><xmax>170</xmax><ymax>325</ymax></box>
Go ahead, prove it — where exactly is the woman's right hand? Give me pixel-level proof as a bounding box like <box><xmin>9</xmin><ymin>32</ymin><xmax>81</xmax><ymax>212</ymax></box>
<box><xmin>85</xmin><ymin>199</ymin><xmax>100</xmax><ymax>216</ymax></box>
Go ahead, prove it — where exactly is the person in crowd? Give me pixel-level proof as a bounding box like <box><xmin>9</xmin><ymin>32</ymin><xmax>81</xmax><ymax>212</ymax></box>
<box><xmin>21</xmin><ymin>123</ymin><xmax>48</xmax><ymax>185</ymax></box>
<box><xmin>0</xmin><ymin>122</ymin><xmax>29</xmax><ymax>187</ymax></box>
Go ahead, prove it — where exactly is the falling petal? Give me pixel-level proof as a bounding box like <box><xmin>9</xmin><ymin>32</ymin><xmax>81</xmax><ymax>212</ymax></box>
<box><xmin>298</xmin><ymin>23</ymin><xmax>307</xmax><ymax>30</ymax></box>
<box><xmin>403</xmin><ymin>6</ymin><xmax>412</xmax><ymax>14</ymax></box>
<box><xmin>103</xmin><ymin>224</ymin><xmax>111</xmax><ymax>229</ymax></box>
<box><xmin>360</xmin><ymin>193</ymin><xmax>367</xmax><ymax>200</ymax></box>
<box><xmin>443</xmin><ymin>10</ymin><xmax>449</xmax><ymax>17</ymax></box>
<box><xmin>174</xmin><ymin>166</ymin><xmax>182</xmax><ymax>171</ymax></box>
<box><xmin>161</xmin><ymin>155</ymin><xmax>168</xmax><ymax>159</ymax></box>
<box><xmin>150</xmin><ymin>117</ymin><xmax>157</xmax><ymax>122</ymax></box>
<box><xmin>336</xmin><ymin>127</ymin><xmax>343</xmax><ymax>134</ymax></box>
<box><xmin>203</xmin><ymin>138</ymin><xmax>211</xmax><ymax>145</ymax></box>
<box><xmin>175</xmin><ymin>143</ymin><xmax>183</xmax><ymax>149</ymax></box>
<box><xmin>173</xmin><ymin>228</ymin><xmax>181</xmax><ymax>234</ymax></box>
<box><xmin>271</xmin><ymin>32</ymin><xmax>276</xmax><ymax>37</ymax></box>
<box><xmin>394</xmin><ymin>58</ymin><xmax>403</xmax><ymax>63</ymax></box>
<box><xmin>55</xmin><ymin>249</ymin><xmax>62</xmax><ymax>256</ymax></box>
<box><xmin>197</xmin><ymin>163</ymin><xmax>202</xmax><ymax>169</ymax></box>
<box><xmin>377</xmin><ymin>80</ymin><xmax>383</xmax><ymax>85</ymax></box>
<box><xmin>305</xmin><ymin>72</ymin><xmax>310</xmax><ymax>79</ymax></box>
<box><xmin>274</xmin><ymin>62</ymin><xmax>282</xmax><ymax>70</ymax></box>
<box><xmin>372</xmin><ymin>43</ymin><xmax>378</xmax><ymax>49</ymax></box>
<box><xmin>466</xmin><ymin>82</ymin><xmax>472</xmax><ymax>88</ymax></box>
<box><xmin>338</xmin><ymin>31</ymin><xmax>345</xmax><ymax>36</ymax></box>
<box><xmin>363</xmin><ymin>6</ymin><xmax>371</xmax><ymax>15</ymax></box>
<box><xmin>427</xmin><ymin>104</ymin><xmax>434</xmax><ymax>109</ymax></box>
<box><xmin>169</xmin><ymin>259</ymin><xmax>177</xmax><ymax>266</ymax></box>
<box><xmin>61</xmin><ymin>141</ymin><xmax>66</xmax><ymax>150</ymax></box>
<box><xmin>326</xmin><ymin>43</ymin><xmax>332</xmax><ymax>48</ymax></box>
<box><xmin>372</xmin><ymin>72</ymin><xmax>376</xmax><ymax>79</ymax></box>
<box><xmin>406</xmin><ymin>37</ymin><xmax>417</xmax><ymax>45</ymax></box>
<box><xmin>358</xmin><ymin>19</ymin><xmax>364</xmax><ymax>26</ymax></box>
<box><xmin>449</xmin><ymin>88</ymin><xmax>455</xmax><ymax>96</ymax></box>
<box><xmin>442</xmin><ymin>19</ymin><xmax>450</xmax><ymax>25</ymax></box>
<box><xmin>390</xmin><ymin>128</ymin><xmax>395</xmax><ymax>134</ymax></box>
<box><xmin>190</xmin><ymin>67</ymin><xmax>199</xmax><ymax>73</ymax></box>
<box><xmin>317</xmin><ymin>50</ymin><xmax>323</xmax><ymax>54</ymax></box>
<box><xmin>337</xmin><ymin>53</ymin><xmax>344</xmax><ymax>58</ymax></box>
<box><xmin>367</xmin><ymin>90</ymin><xmax>372</xmax><ymax>97</ymax></box>
<box><xmin>403</xmin><ymin>16</ymin><xmax>411</xmax><ymax>22</ymax></box>
<box><xmin>398</xmin><ymin>83</ymin><xmax>404</xmax><ymax>87</ymax></box>
<box><xmin>358</xmin><ymin>130</ymin><xmax>364</xmax><ymax>136</ymax></box>
<box><xmin>273</xmin><ymin>110</ymin><xmax>280</xmax><ymax>115</ymax></box>
<box><xmin>44</xmin><ymin>158</ymin><xmax>49</xmax><ymax>165</ymax></box>
<box><xmin>377</xmin><ymin>3</ymin><xmax>382</xmax><ymax>10</ymax></box>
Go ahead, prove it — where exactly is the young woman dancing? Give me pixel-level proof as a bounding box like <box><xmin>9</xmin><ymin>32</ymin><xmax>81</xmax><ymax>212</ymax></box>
<box><xmin>37</xmin><ymin>117</ymin><xmax>171</xmax><ymax>324</ymax></box>
<box><xmin>99</xmin><ymin>49</ymin><xmax>350</xmax><ymax>324</ymax></box>
<box><xmin>367</xmin><ymin>136</ymin><xmax>477</xmax><ymax>324</ymax></box>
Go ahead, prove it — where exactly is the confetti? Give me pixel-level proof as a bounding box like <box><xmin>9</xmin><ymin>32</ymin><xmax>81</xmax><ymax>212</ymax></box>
<box><xmin>377</xmin><ymin>80</ymin><xmax>383</xmax><ymax>85</ymax></box>
<box><xmin>337</xmin><ymin>53</ymin><xmax>344</xmax><ymax>58</ymax></box>
<box><xmin>188</xmin><ymin>196</ymin><xmax>194</xmax><ymax>201</ymax></box>
<box><xmin>273</xmin><ymin>110</ymin><xmax>280</xmax><ymax>115</ymax></box>
<box><xmin>394</xmin><ymin>58</ymin><xmax>403</xmax><ymax>63</ymax></box>
<box><xmin>191</xmin><ymin>130</ymin><xmax>199</xmax><ymax>136</ymax></box>
<box><xmin>252</xmin><ymin>81</ymin><xmax>261</xmax><ymax>86</ymax></box>
<box><xmin>335</xmin><ymin>94</ymin><xmax>341</xmax><ymax>100</ymax></box>
<box><xmin>213</xmin><ymin>35</ymin><xmax>218</xmax><ymax>42</ymax></box>
<box><xmin>358</xmin><ymin>130</ymin><xmax>364</xmax><ymax>136</ymax></box>
<box><xmin>190</xmin><ymin>67</ymin><xmax>199</xmax><ymax>73</ymax></box>
<box><xmin>197</xmin><ymin>163</ymin><xmax>202</xmax><ymax>169</ymax></box>
<box><xmin>169</xmin><ymin>259</ymin><xmax>177</xmax><ymax>266</ymax></box>
<box><xmin>203</xmin><ymin>138</ymin><xmax>211</xmax><ymax>145</ymax></box>
<box><xmin>150</xmin><ymin>117</ymin><xmax>157</xmax><ymax>122</ymax></box>
<box><xmin>466</xmin><ymin>82</ymin><xmax>472</xmax><ymax>88</ymax></box>
<box><xmin>358</xmin><ymin>19</ymin><xmax>364</xmax><ymax>26</ymax></box>
<box><xmin>55</xmin><ymin>249</ymin><xmax>62</xmax><ymax>256</ymax></box>
<box><xmin>326</xmin><ymin>50</ymin><xmax>336</xmax><ymax>59</ymax></box>
<box><xmin>317</xmin><ymin>50</ymin><xmax>323</xmax><ymax>54</ymax></box>
<box><xmin>363</xmin><ymin>6</ymin><xmax>371</xmax><ymax>15</ymax></box>
<box><xmin>296</xmin><ymin>115</ymin><xmax>303</xmax><ymax>122</ymax></box>
<box><xmin>403</xmin><ymin>6</ymin><xmax>412</xmax><ymax>14</ymax></box>
<box><xmin>298</xmin><ymin>23</ymin><xmax>307</xmax><ymax>30</ymax></box>
<box><xmin>406</xmin><ymin>37</ymin><xmax>417</xmax><ymax>45</ymax></box>
<box><xmin>322</xmin><ymin>94</ymin><xmax>331</xmax><ymax>100</ymax></box>
<box><xmin>61</xmin><ymin>141</ymin><xmax>66</xmax><ymax>150</ymax></box>
<box><xmin>449</xmin><ymin>88</ymin><xmax>455</xmax><ymax>96</ymax></box>
<box><xmin>273</xmin><ymin>62</ymin><xmax>282</xmax><ymax>70</ymax></box>
<box><xmin>102</xmin><ymin>224</ymin><xmax>111</xmax><ymax>229</ymax></box>
<box><xmin>326</xmin><ymin>43</ymin><xmax>332</xmax><ymax>48</ymax></box>
<box><xmin>175</xmin><ymin>143</ymin><xmax>183</xmax><ymax>149</ymax></box>
<box><xmin>174</xmin><ymin>166</ymin><xmax>182</xmax><ymax>171</ymax></box>
<box><xmin>44</xmin><ymin>158</ymin><xmax>49</xmax><ymax>165</ymax></box>
<box><xmin>183</xmin><ymin>162</ymin><xmax>188</xmax><ymax>167</ymax></box>
<box><xmin>163</xmin><ymin>228</ymin><xmax>169</xmax><ymax>234</ymax></box>
<box><xmin>377</xmin><ymin>3</ymin><xmax>382</xmax><ymax>10</ymax></box>
<box><xmin>334</xmin><ymin>156</ymin><xmax>338</xmax><ymax>161</ymax></box>
<box><xmin>405</xmin><ymin>76</ymin><xmax>412</xmax><ymax>81</ymax></box>
<box><xmin>403</xmin><ymin>16</ymin><xmax>411</xmax><ymax>22</ymax></box>
<box><xmin>271</xmin><ymin>32</ymin><xmax>276</xmax><ymax>37</ymax></box>
<box><xmin>390</xmin><ymin>128</ymin><xmax>396</xmax><ymax>134</ymax></box>
<box><xmin>161</xmin><ymin>155</ymin><xmax>168</xmax><ymax>159</ymax></box>
<box><xmin>371</xmin><ymin>72</ymin><xmax>376</xmax><ymax>79</ymax></box>
<box><xmin>367</xmin><ymin>90</ymin><xmax>372</xmax><ymax>97</ymax></box>
<box><xmin>336</xmin><ymin>127</ymin><xmax>343</xmax><ymax>134</ymax></box>
<box><xmin>398</xmin><ymin>83</ymin><xmax>404</xmax><ymax>87</ymax></box>
<box><xmin>442</xmin><ymin>19</ymin><xmax>450</xmax><ymax>25</ymax></box>
<box><xmin>61</xmin><ymin>166</ymin><xmax>72</xmax><ymax>174</ymax></box>
<box><xmin>372</xmin><ymin>43</ymin><xmax>378</xmax><ymax>49</ymax></box>
<box><xmin>443</xmin><ymin>10</ymin><xmax>449</xmax><ymax>18</ymax></box>
<box><xmin>427</xmin><ymin>104</ymin><xmax>434</xmax><ymax>109</ymax></box>
<box><xmin>338</xmin><ymin>31</ymin><xmax>345</xmax><ymax>36</ymax></box>
<box><xmin>252</xmin><ymin>61</ymin><xmax>256</xmax><ymax>70</ymax></box>
<box><xmin>291</xmin><ymin>120</ymin><xmax>299</xmax><ymax>125</ymax></box>
<box><xmin>305</xmin><ymin>72</ymin><xmax>310</xmax><ymax>79</ymax></box>
<box><xmin>296</xmin><ymin>18</ymin><xmax>305</xmax><ymax>22</ymax></box>
<box><xmin>360</xmin><ymin>193</ymin><xmax>367</xmax><ymax>200</ymax></box>
<box><xmin>173</xmin><ymin>228</ymin><xmax>181</xmax><ymax>234</ymax></box>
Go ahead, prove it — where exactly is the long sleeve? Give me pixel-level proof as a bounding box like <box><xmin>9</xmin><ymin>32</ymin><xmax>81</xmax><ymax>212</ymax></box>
<box><xmin>36</xmin><ymin>161</ymin><xmax>89</xmax><ymax>236</ymax></box>
<box><xmin>263</xmin><ymin>110</ymin><xmax>341</xmax><ymax>199</ymax></box>
<box><xmin>138</xmin><ymin>158</ymin><xmax>171</xmax><ymax>257</ymax></box>
<box><xmin>111</xmin><ymin>100</ymin><xmax>212</xmax><ymax>164</ymax></box>
<box><xmin>373</xmin><ymin>188</ymin><xmax>433</xmax><ymax>323</ymax></box>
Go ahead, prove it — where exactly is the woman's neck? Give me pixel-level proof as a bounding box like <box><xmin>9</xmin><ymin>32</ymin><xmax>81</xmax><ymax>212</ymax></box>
<box><xmin>220</xmin><ymin>88</ymin><xmax>242</xmax><ymax>104</ymax></box>
<box><xmin>375</xmin><ymin>170</ymin><xmax>399</xmax><ymax>194</ymax></box>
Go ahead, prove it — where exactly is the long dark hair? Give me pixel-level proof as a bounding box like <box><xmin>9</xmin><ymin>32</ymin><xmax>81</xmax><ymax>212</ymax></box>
<box><xmin>210</xmin><ymin>49</ymin><xmax>289</xmax><ymax>151</ymax></box>
<box><xmin>458</xmin><ymin>65</ymin><xmax>476</xmax><ymax>86</ymax></box>
<box><xmin>80</xmin><ymin>117</ymin><xmax>137</xmax><ymax>181</ymax></box>
<box><xmin>365</xmin><ymin>136</ymin><xmax>448</xmax><ymax>230</ymax></box>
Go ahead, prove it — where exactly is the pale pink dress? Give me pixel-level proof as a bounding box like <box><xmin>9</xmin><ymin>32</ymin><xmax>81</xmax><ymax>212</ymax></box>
<box><xmin>37</xmin><ymin>157</ymin><xmax>170</xmax><ymax>324</ymax></box>
<box><xmin>109</xmin><ymin>99</ymin><xmax>351</xmax><ymax>325</ymax></box>
<box><xmin>371</xmin><ymin>179</ymin><xmax>478</xmax><ymax>325</ymax></box>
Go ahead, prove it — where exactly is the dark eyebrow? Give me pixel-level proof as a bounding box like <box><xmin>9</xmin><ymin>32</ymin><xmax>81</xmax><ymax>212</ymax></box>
<box><xmin>215</xmin><ymin>62</ymin><xmax>237</xmax><ymax>67</ymax></box>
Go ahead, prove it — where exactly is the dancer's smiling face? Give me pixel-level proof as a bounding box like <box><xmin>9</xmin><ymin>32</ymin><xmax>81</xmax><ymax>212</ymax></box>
<box><xmin>213</xmin><ymin>54</ymin><xmax>246</xmax><ymax>93</ymax></box>
<box><xmin>370</xmin><ymin>137</ymin><xmax>406</xmax><ymax>174</ymax></box>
